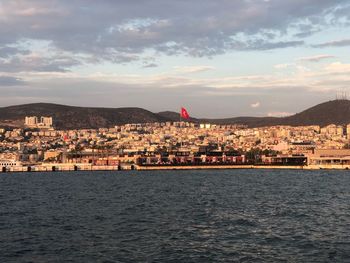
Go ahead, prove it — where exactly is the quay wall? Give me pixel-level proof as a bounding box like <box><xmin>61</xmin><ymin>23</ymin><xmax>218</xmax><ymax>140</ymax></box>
<box><xmin>136</xmin><ymin>165</ymin><xmax>304</xmax><ymax>170</ymax></box>
<box><xmin>0</xmin><ymin>163</ymin><xmax>134</xmax><ymax>173</ymax></box>
<box><xmin>2</xmin><ymin>164</ymin><xmax>350</xmax><ymax>173</ymax></box>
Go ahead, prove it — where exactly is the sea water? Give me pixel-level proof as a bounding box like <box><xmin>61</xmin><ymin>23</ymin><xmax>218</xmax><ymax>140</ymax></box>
<box><xmin>1</xmin><ymin>169</ymin><xmax>349</xmax><ymax>262</ymax></box>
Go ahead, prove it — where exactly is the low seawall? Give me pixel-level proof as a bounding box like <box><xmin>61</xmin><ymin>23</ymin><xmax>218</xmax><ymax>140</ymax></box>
<box><xmin>137</xmin><ymin>164</ymin><xmax>350</xmax><ymax>170</ymax></box>
<box><xmin>136</xmin><ymin>165</ymin><xmax>305</xmax><ymax>170</ymax></box>
<box><xmin>2</xmin><ymin>164</ymin><xmax>350</xmax><ymax>173</ymax></box>
<box><xmin>0</xmin><ymin>163</ymin><xmax>135</xmax><ymax>173</ymax></box>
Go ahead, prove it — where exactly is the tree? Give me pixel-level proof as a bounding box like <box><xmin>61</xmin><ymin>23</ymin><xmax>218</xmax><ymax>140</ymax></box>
<box><xmin>344</xmin><ymin>143</ymin><xmax>350</xmax><ymax>149</ymax></box>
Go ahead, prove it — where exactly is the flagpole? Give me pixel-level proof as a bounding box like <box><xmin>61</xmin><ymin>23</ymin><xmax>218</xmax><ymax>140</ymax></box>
<box><xmin>179</xmin><ymin>108</ymin><xmax>182</xmax><ymax>148</ymax></box>
<box><xmin>179</xmin><ymin>109</ymin><xmax>181</xmax><ymax>123</ymax></box>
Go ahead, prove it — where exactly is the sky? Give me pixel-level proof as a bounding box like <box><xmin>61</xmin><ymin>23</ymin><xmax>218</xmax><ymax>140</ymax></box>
<box><xmin>0</xmin><ymin>0</ymin><xmax>350</xmax><ymax>118</ymax></box>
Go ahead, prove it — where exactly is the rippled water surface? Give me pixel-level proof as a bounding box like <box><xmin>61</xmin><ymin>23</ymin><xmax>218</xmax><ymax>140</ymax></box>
<box><xmin>1</xmin><ymin>169</ymin><xmax>350</xmax><ymax>262</ymax></box>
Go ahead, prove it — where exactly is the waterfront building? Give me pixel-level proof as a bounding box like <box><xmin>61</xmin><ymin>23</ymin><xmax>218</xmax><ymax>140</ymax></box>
<box><xmin>0</xmin><ymin>160</ymin><xmax>21</xmax><ymax>167</ymax></box>
<box><xmin>306</xmin><ymin>149</ymin><xmax>350</xmax><ymax>166</ymax></box>
<box><xmin>261</xmin><ymin>155</ymin><xmax>307</xmax><ymax>165</ymax></box>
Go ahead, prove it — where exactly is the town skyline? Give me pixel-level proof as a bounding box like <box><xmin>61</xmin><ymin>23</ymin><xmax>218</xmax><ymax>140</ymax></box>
<box><xmin>0</xmin><ymin>1</ymin><xmax>350</xmax><ymax>117</ymax></box>
<box><xmin>2</xmin><ymin>113</ymin><xmax>350</xmax><ymax>171</ymax></box>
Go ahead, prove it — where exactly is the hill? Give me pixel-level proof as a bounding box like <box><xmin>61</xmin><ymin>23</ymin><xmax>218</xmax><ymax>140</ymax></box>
<box><xmin>0</xmin><ymin>100</ymin><xmax>349</xmax><ymax>129</ymax></box>
<box><xmin>224</xmin><ymin>99</ymin><xmax>350</xmax><ymax>127</ymax></box>
<box><xmin>0</xmin><ymin>103</ymin><xmax>169</xmax><ymax>129</ymax></box>
<box><xmin>281</xmin><ymin>100</ymin><xmax>350</xmax><ymax>127</ymax></box>
<box><xmin>163</xmin><ymin>100</ymin><xmax>350</xmax><ymax>127</ymax></box>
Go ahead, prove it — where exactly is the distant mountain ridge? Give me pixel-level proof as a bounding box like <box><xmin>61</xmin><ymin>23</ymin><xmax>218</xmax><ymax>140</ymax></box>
<box><xmin>0</xmin><ymin>100</ymin><xmax>349</xmax><ymax>129</ymax></box>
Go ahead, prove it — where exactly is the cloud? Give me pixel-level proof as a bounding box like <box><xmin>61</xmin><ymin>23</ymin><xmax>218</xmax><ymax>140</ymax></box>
<box><xmin>274</xmin><ymin>63</ymin><xmax>295</xmax><ymax>69</ymax></box>
<box><xmin>324</xmin><ymin>62</ymin><xmax>350</xmax><ymax>73</ymax></box>
<box><xmin>246</xmin><ymin>40</ymin><xmax>304</xmax><ymax>50</ymax></box>
<box><xmin>173</xmin><ymin>66</ymin><xmax>215</xmax><ymax>74</ymax></box>
<box><xmin>313</xmin><ymin>39</ymin><xmax>350</xmax><ymax>48</ymax></box>
<box><xmin>267</xmin><ymin>112</ymin><xmax>293</xmax><ymax>117</ymax></box>
<box><xmin>297</xmin><ymin>54</ymin><xmax>335</xmax><ymax>62</ymax></box>
<box><xmin>0</xmin><ymin>49</ymin><xmax>82</xmax><ymax>73</ymax></box>
<box><xmin>0</xmin><ymin>76</ymin><xmax>26</xmax><ymax>86</ymax></box>
<box><xmin>142</xmin><ymin>63</ymin><xmax>158</xmax><ymax>68</ymax></box>
<box><xmin>251</xmin><ymin>102</ymin><xmax>261</xmax><ymax>108</ymax></box>
<box><xmin>0</xmin><ymin>0</ymin><xmax>347</xmax><ymax>72</ymax></box>
<box><xmin>0</xmin><ymin>46</ymin><xmax>29</xmax><ymax>58</ymax></box>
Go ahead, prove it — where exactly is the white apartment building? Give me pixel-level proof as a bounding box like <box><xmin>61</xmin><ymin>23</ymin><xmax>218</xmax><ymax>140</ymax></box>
<box><xmin>39</xmin><ymin>117</ymin><xmax>53</xmax><ymax>127</ymax></box>
<box><xmin>25</xmin><ymin>116</ymin><xmax>38</xmax><ymax>127</ymax></box>
<box><xmin>24</xmin><ymin>116</ymin><xmax>53</xmax><ymax>128</ymax></box>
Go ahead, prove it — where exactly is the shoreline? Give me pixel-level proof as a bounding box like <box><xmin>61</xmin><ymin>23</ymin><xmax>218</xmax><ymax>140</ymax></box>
<box><xmin>1</xmin><ymin>163</ymin><xmax>350</xmax><ymax>172</ymax></box>
<box><xmin>136</xmin><ymin>165</ymin><xmax>304</xmax><ymax>170</ymax></box>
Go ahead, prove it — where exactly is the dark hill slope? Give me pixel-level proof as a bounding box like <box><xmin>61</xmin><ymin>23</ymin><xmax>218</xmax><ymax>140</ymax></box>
<box><xmin>201</xmin><ymin>116</ymin><xmax>279</xmax><ymax>127</ymax></box>
<box><xmin>160</xmin><ymin>100</ymin><xmax>350</xmax><ymax>127</ymax></box>
<box><xmin>213</xmin><ymin>100</ymin><xmax>350</xmax><ymax>127</ymax></box>
<box><xmin>0</xmin><ymin>103</ymin><xmax>169</xmax><ymax>129</ymax></box>
<box><xmin>281</xmin><ymin>100</ymin><xmax>350</xmax><ymax>127</ymax></box>
<box><xmin>158</xmin><ymin>111</ymin><xmax>279</xmax><ymax>126</ymax></box>
<box><xmin>157</xmin><ymin>111</ymin><xmax>199</xmax><ymax>122</ymax></box>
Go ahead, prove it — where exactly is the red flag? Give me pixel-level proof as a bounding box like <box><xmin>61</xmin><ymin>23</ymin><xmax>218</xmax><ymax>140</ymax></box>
<box><xmin>180</xmin><ymin>107</ymin><xmax>190</xmax><ymax>119</ymax></box>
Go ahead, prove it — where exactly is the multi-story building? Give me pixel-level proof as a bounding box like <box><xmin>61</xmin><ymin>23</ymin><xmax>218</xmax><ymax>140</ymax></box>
<box><xmin>25</xmin><ymin>116</ymin><xmax>38</xmax><ymax>127</ymax></box>
<box><xmin>24</xmin><ymin>116</ymin><xmax>53</xmax><ymax>128</ymax></box>
<box><xmin>40</xmin><ymin>117</ymin><xmax>53</xmax><ymax>127</ymax></box>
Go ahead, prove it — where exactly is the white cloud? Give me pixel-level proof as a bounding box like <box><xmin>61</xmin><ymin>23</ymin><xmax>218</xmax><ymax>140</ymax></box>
<box><xmin>297</xmin><ymin>54</ymin><xmax>335</xmax><ymax>63</ymax></box>
<box><xmin>324</xmin><ymin>62</ymin><xmax>350</xmax><ymax>73</ymax></box>
<box><xmin>173</xmin><ymin>66</ymin><xmax>215</xmax><ymax>74</ymax></box>
<box><xmin>274</xmin><ymin>63</ymin><xmax>294</xmax><ymax>69</ymax></box>
<box><xmin>251</xmin><ymin>102</ymin><xmax>261</xmax><ymax>108</ymax></box>
<box><xmin>267</xmin><ymin>112</ymin><xmax>293</xmax><ymax>117</ymax></box>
